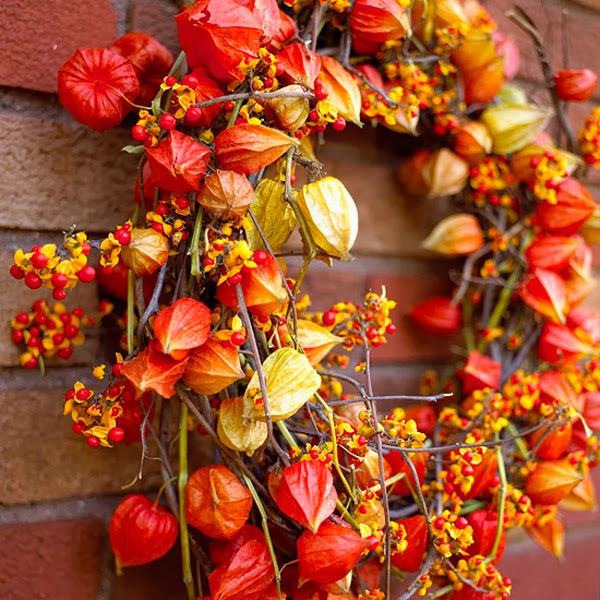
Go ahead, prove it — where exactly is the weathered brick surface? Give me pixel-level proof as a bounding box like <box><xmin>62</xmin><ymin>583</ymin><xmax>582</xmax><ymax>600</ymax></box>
<box><xmin>0</xmin><ymin>243</ymin><xmax>100</xmax><ymax>368</ymax></box>
<box><xmin>0</xmin><ymin>0</ymin><xmax>118</xmax><ymax>93</ymax></box>
<box><xmin>0</xmin><ymin>113</ymin><xmax>137</xmax><ymax>233</ymax></box>
<box><xmin>501</xmin><ymin>526</ymin><xmax>600</xmax><ymax>599</ymax></box>
<box><xmin>0</xmin><ymin>518</ymin><xmax>103</xmax><ymax>599</ymax></box>
<box><xmin>0</xmin><ymin>386</ymin><xmax>164</xmax><ymax>504</ymax></box>
<box><xmin>366</xmin><ymin>274</ymin><xmax>459</xmax><ymax>363</ymax></box>
<box><xmin>488</xmin><ymin>0</ymin><xmax>600</xmax><ymax>84</ymax></box>
<box><xmin>129</xmin><ymin>0</ymin><xmax>181</xmax><ymax>56</ymax></box>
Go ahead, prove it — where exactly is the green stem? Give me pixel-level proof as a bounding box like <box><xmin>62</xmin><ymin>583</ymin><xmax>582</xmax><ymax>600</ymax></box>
<box><xmin>484</xmin><ymin>435</ymin><xmax>507</xmax><ymax>565</ymax></box>
<box><xmin>152</xmin><ymin>476</ymin><xmax>178</xmax><ymax>509</ymax></box>
<box><xmin>427</xmin><ymin>585</ymin><xmax>454</xmax><ymax>599</ymax></box>
<box><xmin>240</xmin><ymin>472</ymin><xmax>282</xmax><ymax>600</ymax></box>
<box><xmin>227</xmin><ymin>99</ymin><xmax>244</xmax><ymax>128</ymax></box>
<box><xmin>127</xmin><ymin>269</ymin><xmax>135</xmax><ymax>354</ymax></box>
<box><xmin>190</xmin><ymin>207</ymin><xmax>204</xmax><ymax>278</ymax></box>
<box><xmin>506</xmin><ymin>420</ymin><xmax>529</xmax><ymax>460</ymax></box>
<box><xmin>477</xmin><ymin>268</ymin><xmax>521</xmax><ymax>354</ymax></box>
<box><xmin>276</xmin><ymin>420</ymin><xmax>298</xmax><ymax>450</ymax></box>
<box><xmin>178</xmin><ymin>403</ymin><xmax>195</xmax><ymax>600</ymax></box>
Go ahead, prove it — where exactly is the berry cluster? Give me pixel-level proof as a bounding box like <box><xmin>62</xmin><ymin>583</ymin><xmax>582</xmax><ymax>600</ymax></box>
<box><xmin>11</xmin><ymin>300</ymin><xmax>94</xmax><ymax>369</ymax></box>
<box><xmin>10</xmin><ymin>232</ymin><xmax>96</xmax><ymax>299</ymax></box>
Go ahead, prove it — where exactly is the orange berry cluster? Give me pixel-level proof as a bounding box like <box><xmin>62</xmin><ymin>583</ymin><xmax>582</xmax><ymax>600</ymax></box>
<box><xmin>10</xmin><ymin>232</ymin><xmax>96</xmax><ymax>300</ymax></box>
<box><xmin>578</xmin><ymin>106</ymin><xmax>600</xmax><ymax>167</ymax></box>
<box><xmin>11</xmin><ymin>300</ymin><xmax>94</xmax><ymax>369</ymax></box>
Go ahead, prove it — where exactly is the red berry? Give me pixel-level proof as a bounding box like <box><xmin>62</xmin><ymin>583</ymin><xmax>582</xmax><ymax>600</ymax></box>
<box><xmin>72</xmin><ymin>306</ymin><xmax>84</xmax><ymax>318</ymax></box>
<box><xmin>23</xmin><ymin>356</ymin><xmax>39</xmax><ymax>369</ymax></box>
<box><xmin>386</xmin><ymin>323</ymin><xmax>397</xmax><ymax>335</ymax></box>
<box><xmin>108</xmin><ymin>427</ymin><xmax>125</xmax><ymax>444</ymax></box>
<box><xmin>454</xmin><ymin>516</ymin><xmax>468</xmax><ymax>529</ymax></box>
<box><xmin>165</xmin><ymin>75</ymin><xmax>177</xmax><ymax>87</ymax></box>
<box><xmin>185</xmin><ymin>106</ymin><xmax>203</xmax><ymax>124</ymax></box>
<box><xmin>114</xmin><ymin>228</ymin><xmax>132</xmax><ymax>245</ymax></box>
<box><xmin>309</xmin><ymin>110</ymin><xmax>319</xmax><ymax>122</ymax></box>
<box><xmin>229</xmin><ymin>273</ymin><xmax>242</xmax><ymax>286</ymax></box>
<box><xmin>51</xmin><ymin>272</ymin><xmax>68</xmax><ymax>288</ymax></box>
<box><xmin>30</xmin><ymin>252</ymin><xmax>49</xmax><ymax>269</ymax></box>
<box><xmin>15</xmin><ymin>312</ymin><xmax>30</xmax><ymax>325</ymax></box>
<box><xmin>322</xmin><ymin>311</ymin><xmax>336</xmax><ymax>326</ymax></box>
<box><xmin>52</xmin><ymin>333</ymin><xmax>65</xmax><ymax>345</ymax></box>
<box><xmin>65</xmin><ymin>389</ymin><xmax>76</xmax><ymax>401</ymax></box>
<box><xmin>72</xmin><ymin>421</ymin><xmax>87</xmax><ymax>435</ymax></box>
<box><xmin>77</xmin><ymin>265</ymin><xmax>96</xmax><ymax>283</ymax></box>
<box><xmin>331</xmin><ymin>117</ymin><xmax>346</xmax><ymax>131</ymax></box>
<box><xmin>176</xmin><ymin>197</ymin><xmax>190</xmax><ymax>210</ymax></box>
<box><xmin>159</xmin><ymin>113</ymin><xmax>177</xmax><ymax>130</ymax></box>
<box><xmin>24</xmin><ymin>272</ymin><xmax>42</xmax><ymax>289</ymax></box>
<box><xmin>53</xmin><ymin>288</ymin><xmax>67</xmax><ymax>301</ymax></box>
<box><xmin>82</xmin><ymin>242</ymin><xmax>91</xmax><ymax>256</ymax></box>
<box><xmin>314</xmin><ymin>85</ymin><xmax>329</xmax><ymax>100</ymax></box>
<box><xmin>64</xmin><ymin>324</ymin><xmax>79</xmax><ymax>339</ymax></box>
<box><xmin>76</xmin><ymin>387</ymin><xmax>91</xmax><ymax>400</ymax></box>
<box><xmin>29</xmin><ymin>325</ymin><xmax>42</xmax><ymax>337</ymax></box>
<box><xmin>112</xmin><ymin>363</ymin><xmax>123</xmax><ymax>378</ymax></box>
<box><xmin>9</xmin><ymin>264</ymin><xmax>25</xmax><ymax>279</ymax></box>
<box><xmin>230</xmin><ymin>331</ymin><xmax>246</xmax><ymax>346</ymax></box>
<box><xmin>86</xmin><ymin>435</ymin><xmax>100</xmax><ymax>449</ymax></box>
<box><xmin>182</xmin><ymin>74</ymin><xmax>199</xmax><ymax>89</ymax></box>
<box><xmin>252</xmin><ymin>250</ymin><xmax>268</xmax><ymax>265</ymax></box>
<box><xmin>151</xmin><ymin>222</ymin><xmax>164</xmax><ymax>234</ymax></box>
<box><xmin>57</xmin><ymin>346</ymin><xmax>73</xmax><ymax>360</ymax></box>
<box><xmin>366</xmin><ymin>327</ymin><xmax>378</xmax><ymax>340</ymax></box>
<box><xmin>155</xmin><ymin>203</ymin><xmax>169</xmax><ymax>216</ymax></box>
<box><xmin>131</xmin><ymin>124</ymin><xmax>149</xmax><ymax>142</ymax></box>
<box><xmin>11</xmin><ymin>330</ymin><xmax>24</xmax><ymax>344</ymax></box>
<box><xmin>224</xmin><ymin>100</ymin><xmax>235</xmax><ymax>112</ymax></box>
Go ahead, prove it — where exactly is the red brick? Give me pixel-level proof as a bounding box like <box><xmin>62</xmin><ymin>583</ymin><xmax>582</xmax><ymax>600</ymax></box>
<box><xmin>366</xmin><ymin>274</ymin><xmax>458</xmax><ymax>363</ymax></box>
<box><xmin>299</xmin><ymin>266</ymin><xmax>367</xmax><ymax>311</ymax></box>
<box><xmin>500</xmin><ymin>526</ymin><xmax>600</xmax><ymax>599</ymax></box>
<box><xmin>0</xmin><ymin>519</ymin><xmax>102</xmax><ymax>599</ymax></box>
<box><xmin>0</xmin><ymin>0</ymin><xmax>118</xmax><ymax>93</ymax></box>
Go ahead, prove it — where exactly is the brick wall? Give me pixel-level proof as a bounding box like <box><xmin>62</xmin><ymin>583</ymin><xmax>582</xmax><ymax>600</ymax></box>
<box><xmin>0</xmin><ymin>1</ymin><xmax>599</xmax><ymax>598</ymax></box>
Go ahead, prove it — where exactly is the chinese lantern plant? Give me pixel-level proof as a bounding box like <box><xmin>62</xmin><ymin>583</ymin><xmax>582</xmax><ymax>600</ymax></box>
<box><xmin>8</xmin><ymin>1</ymin><xmax>600</xmax><ymax>599</ymax></box>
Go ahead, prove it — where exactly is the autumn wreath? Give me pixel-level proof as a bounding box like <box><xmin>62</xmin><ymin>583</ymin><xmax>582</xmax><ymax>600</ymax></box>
<box><xmin>8</xmin><ymin>1</ymin><xmax>600</xmax><ymax>599</ymax></box>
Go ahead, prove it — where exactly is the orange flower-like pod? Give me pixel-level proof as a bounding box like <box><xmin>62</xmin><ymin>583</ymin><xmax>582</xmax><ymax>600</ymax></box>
<box><xmin>528</xmin><ymin>516</ymin><xmax>564</xmax><ymax>558</ymax></box>
<box><xmin>319</xmin><ymin>56</ymin><xmax>362</xmax><ymax>125</ymax></box>
<box><xmin>198</xmin><ymin>170</ymin><xmax>255</xmax><ymax>219</ymax></box>
<box><xmin>409</xmin><ymin>296</ymin><xmax>462</xmax><ymax>335</ymax></box>
<box><xmin>58</xmin><ymin>48</ymin><xmax>139</xmax><ymax>131</ymax></box>
<box><xmin>524</xmin><ymin>235</ymin><xmax>580</xmax><ymax>272</ymax></box>
<box><xmin>186</xmin><ymin>464</ymin><xmax>253</xmax><ymax>540</ymax></box>
<box><xmin>386</xmin><ymin>450</ymin><xmax>428</xmax><ymax>496</ymax></box>
<box><xmin>276</xmin><ymin>42</ymin><xmax>322</xmax><ymax>88</ymax></box>
<box><xmin>275</xmin><ymin>460</ymin><xmax>338</xmax><ymax>533</ymax></box>
<box><xmin>121</xmin><ymin>339</ymin><xmax>189</xmax><ymax>398</ymax></box>
<box><xmin>560</xmin><ymin>473</ymin><xmax>597</xmax><ymax>512</ymax></box>
<box><xmin>537</xmin><ymin>321</ymin><xmax>593</xmax><ymax>365</ymax></box>
<box><xmin>554</xmin><ymin>69</ymin><xmax>598</xmax><ymax>102</ymax></box>
<box><xmin>264</xmin><ymin>84</ymin><xmax>310</xmax><ymax>132</ymax></box>
<box><xmin>525</xmin><ymin>456</ymin><xmax>584</xmax><ymax>505</ymax></box>
<box><xmin>208</xmin><ymin>539</ymin><xmax>276</xmax><ymax>600</ymax></box>
<box><xmin>519</xmin><ymin>268</ymin><xmax>568</xmax><ymax>323</ymax></box>
<box><xmin>391</xmin><ymin>515</ymin><xmax>427</xmax><ymax>572</ymax></box>
<box><xmin>466</xmin><ymin>510</ymin><xmax>505</xmax><ymax>565</ymax></box>
<box><xmin>462</xmin><ymin>56</ymin><xmax>505</xmax><ymax>106</ymax></box>
<box><xmin>453</xmin><ymin>121</ymin><xmax>493</xmax><ymax>165</ymax></box>
<box><xmin>529</xmin><ymin>422</ymin><xmax>573</xmax><ymax>461</ymax></box>
<box><xmin>153</xmin><ymin>297</ymin><xmax>211</xmax><ymax>359</ymax></box>
<box><xmin>539</xmin><ymin>370</ymin><xmax>583</xmax><ymax>412</ymax></box>
<box><xmin>182</xmin><ymin>337</ymin><xmax>244</xmax><ymax>395</ymax></box>
<box><xmin>422</xmin><ymin>214</ymin><xmax>484</xmax><ymax>256</ymax></box>
<box><xmin>459</xmin><ymin>351</ymin><xmax>501</xmax><ymax>393</ymax></box>
<box><xmin>146</xmin><ymin>130</ymin><xmax>212</xmax><ymax>193</ymax></box>
<box><xmin>215</xmin><ymin>123</ymin><xmax>299</xmax><ymax>175</ymax></box>
<box><xmin>109</xmin><ymin>494</ymin><xmax>178</xmax><ymax>574</ymax></box>
<box><xmin>349</xmin><ymin>0</ymin><xmax>409</xmax><ymax>45</ymax></box>
<box><xmin>108</xmin><ymin>33</ymin><xmax>173</xmax><ymax>106</ymax></box>
<box><xmin>297</xmin><ymin>521</ymin><xmax>371</xmax><ymax>585</ymax></box>
<box><xmin>120</xmin><ymin>228</ymin><xmax>169</xmax><ymax>276</ymax></box>
<box><xmin>535</xmin><ymin>177</ymin><xmax>596</xmax><ymax>235</ymax></box>
<box><xmin>278</xmin><ymin>319</ymin><xmax>343</xmax><ymax>366</ymax></box>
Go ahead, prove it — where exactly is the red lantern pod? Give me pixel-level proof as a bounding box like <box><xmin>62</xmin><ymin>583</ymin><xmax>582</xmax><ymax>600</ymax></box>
<box><xmin>465</xmin><ymin>509</ymin><xmax>506</xmax><ymax>564</ymax></box>
<box><xmin>554</xmin><ymin>69</ymin><xmax>598</xmax><ymax>102</ymax></box>
<box><xmin>390</xmin><ymin>515</ymin><xmax>428</xmax><ymax>572</ymax></box>
<box><xmin>58</xmin><ymin>48</ymin><xmax>139</xmax><ymax>131</ymax></box>
<box><xmin>408</xmin><ymin>296</ymin><xmax>462</xmax><ymax>336</ymax></box>
<box><xmin>109</xmin><ymin>494</ymin><xmax>178</xmax><ymax>573</ymax></box>
<box><xmin>459</xmin><ymin>351</ymin><xmax>501</xmax><ymax>394</ymax></box>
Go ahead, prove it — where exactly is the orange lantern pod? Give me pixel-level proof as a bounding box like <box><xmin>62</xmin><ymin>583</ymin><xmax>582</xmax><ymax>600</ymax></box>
<box><xmin>186</xmin><ymin>464</ymin><xmax>253</xmax><ymax>540</ymax></box>
<box><xmin>554</xmin><ymin>69</ymin><xmax>598</xmax><ymax>102</ymax></box>
<box><xmin>524</xmin><ymin>235</ymin><xmax>580</xmax><ymax>272</ymax></box>
<box><xmin>529</xmin><ymin>422</ymin><xmax>573</xmax><ymax>461</ymax></box>
<box><xmin>519</xmin><ymin>268</ymin><xmax>569</xmax><ymax>323</ymax></box>
<box><xmin>198</xmin><ymin>169</ymin><xmax>255</xmax><ymax>219</ymax></box>
<box><xmin>349</xmin><ymin>0</ymin><xmax>409</xmax><ymax>46</ymax></box>
<box><xmin>525</xmin><ymin>455</ymin><xmax>584</xmax><ymax>505</ymax></box>
<box><xmin>386</xmin><ymin>450</ymin><xmax>428</xmax><ymax>496</ymax></box>
<box><xmin>459</xmin><ymin>351</ymin><xmax>501</xmax><ymax>393</ymax></box>
<box><xmin>275</xmin><ymin>42</ymin><xmax>322</xmax><ymax>88</ymax></box>
<box><xmin>409</xmin><ymin>296</ymin><xmax>462</xmax><ymax>335</ymax></box>
<box><xmin>537</xmin><ymin>321</ymin><xmax>593</xmax><ymax>365</ymax></box>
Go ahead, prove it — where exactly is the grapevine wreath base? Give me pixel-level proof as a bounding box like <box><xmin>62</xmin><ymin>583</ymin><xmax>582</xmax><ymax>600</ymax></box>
<box><xmin>8</xmin><ymin>1</ymin><xmax>600</xmax><ymax>599</ymax></box>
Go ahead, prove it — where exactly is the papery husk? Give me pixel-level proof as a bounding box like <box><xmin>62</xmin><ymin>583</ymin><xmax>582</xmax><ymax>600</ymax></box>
<box><xmin>451</xmin><ymin>32</ymin><xmax>496</xmax><ymax>72</ymax></box>
<box><xmin>278</xmin><ymin>319</ymin><xmax>343</xmax><ymax>366</ymax></box>
<box><xmin>581</xmin><ymin>208</ymin><xmax>600</xmax><ymax>244</ymax></box>
<box><xmin>264</xmin><ymin>84</ymin><xmax>310</xmax><ymax>131</ymax></box>
<box><xmin>559</xmin><ymin>472</ymin><xmax>597</xmax><ymax>512</ymax></box>
<box><xmin>349</xmin><ymin>0</ymin><xmax>410</xmax><ymax>44</ymax></box>
<box><xmin>525</xmin><ymin>456</ymin><xmax>584</xmax><ymax>505</ymax></box>
<box><xmin>243</xmin><ymin>347</ymin><xmax>321</xmax><ymax>421</ymax></box>
<box><xmin>214</xmin><ymin>123</ymin><xmax>299</xmax><ymax>175</ymax></box>
<box><xmin>453</xmin><ymin>121</ymin><xmax>493</xmax><ymax>165</ymax></box>
<box><xmin>497</xmin><ymin>83</ymin><xmax>528</xmax><ymax>105</ymax></box>
<box><xmin>217</xmin><ymin>396</ymin><xmax>268</xmax><ymax>456</ymax></box>
<box><xmin>481</xmin><ymin>104</ymin><xmax>553</xmax><ymax>155</ymax></box>
<box><xmin>297</xmin><ymin>176</ymin><xmax>358</xmax><ymax>260</ymax></box>
<box><xmin>120</xmin><ymin>227</ymin><xmax>169</xmax><ymax>276</ymax></box>
<box><xmin>420</xmin><ymin>148</ymin><xmax>469</xmax><ymax>199</ymax></box>
<box><xmin>182</xmin><ymin>337</ymin><xmax>245</xmax><ymax>395</ymax></box>
<box><xmin>319</xmin><ymin>56</ymin><xmax>362</xmax><ymax>126</ymax></box>
<box><xmin>527</xmin><ymin>517</ymin><xmax>565</xmax><ymax>559</ymax></box>
<box><xmin>245</xmin><ymin>179</ymin><xmax>297</xmax><ymax>252</ymax></box>
<box><xmin>462</xmin><ymin>56</ymin><xmax>505</xmax><ymax>105</ymax></box>
<box><xmin>198</xmin><ymin>170</ymin><xmax>255</xmax><ymax>219</ymax></box>
<box><xmin>422</xmin><ymin>213</ymin><xmax>484</xmax><ymax>256</ymax></box>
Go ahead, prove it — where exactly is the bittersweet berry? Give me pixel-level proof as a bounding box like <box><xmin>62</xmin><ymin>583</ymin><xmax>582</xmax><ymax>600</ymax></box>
<box><xmin>131</xmin><ymin>124</ymin><xmax>149</xmax><ymax>142</ymax></box>
<box><xmin>24</xmin><ymin>272</ymin><xmax>42</xmax><ymax>289</ymax></box>
<box><xmin>86</xmin><ymin>435</ymin><xmax>100</xmax><ymax>449</ymax></box>
<box><xmin>108</xmin><ymin>427</ymin><xmax>125</xmax><ymax>444</ymax></box>
<box><xmin>114</xmin><ymin>228</ymin><xmax>131</xmax><ymax>245</ymax></box>
<box><xmin>72</xmin><ymin>421</ymin><xmax>87</xmax><ymax>435</ymax></box>
<box><xmin>159</xmin><ymin>113</ymin><xmax>177</xmax><ymax>130</ymax></box>
<box><xmin>322</xmin><ymin>311</ymin><xmax>336</xmax><ymax>326</ymax></box>
<box><xmin>30</xmin><ymin>252</ymin><xmax>49</xmax><ymax>269</ymax></box>
<box><xmin>252</xmin><ymin>250</ymin><xmax>268</xmax><ymax>265</ymax></box>
<box><xmin>230</xmin><ymin>331</ymin><xmax>246</xmax><ymax>346</ymax></box>
<box><xmin>53</xmin><ymin>288</ymin><xmax>67</xmax><ymax>301</ymax></box>
<box><xmin>331</xmin><ymin>117</ymin><xmax>346</xmax><ymax>131</ymax></box>
<box><xmin>77</xmin><ymin>265</ymin><xmax>96</xmax><ymax>283</ymax></box>
<box><xmin>9</xmin><ymin>264</ymin><xmax>25</xmax><ymax>279</ymax></box>
<box><xmin>51</xmin><ymin>272</ymin><xmax>68</xmax><ymax>288</ymax></box>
